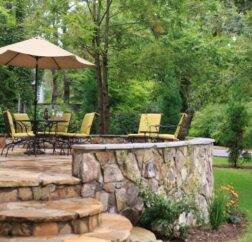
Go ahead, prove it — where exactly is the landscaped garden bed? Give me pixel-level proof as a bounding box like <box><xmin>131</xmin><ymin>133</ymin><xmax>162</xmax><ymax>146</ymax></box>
<box><xmin>157</xmin><ymin>219</ymin><xmax>247</xmax><ymax>242</ymax></box>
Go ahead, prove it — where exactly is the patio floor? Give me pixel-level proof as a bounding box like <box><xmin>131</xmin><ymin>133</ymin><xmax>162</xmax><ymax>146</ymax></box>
<box><xmin>0</xmin><ymin>148</ymin><xmax>80</xmax><ymax>187</ymax></box>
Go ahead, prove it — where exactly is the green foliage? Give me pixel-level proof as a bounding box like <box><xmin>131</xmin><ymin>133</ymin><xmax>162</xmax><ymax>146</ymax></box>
<box><xmin>109</xmin><ymin>79</ymin><xmax>158</xmax><ymax>134</ymax></box>
<box><xmin>158</xmin><ymin>76</ymin><xmax>182</xmax><ymax>126</ymax></box>
<box><xmin>189</xmin><ymin>104</ymin><xmax>227</xmax><ymax>144</ymax></box>
<box><xmin>0</xmin><ymin>0</ymin><xmax>32</xmax><ymax>113</ymax></box>
<box><xmin>137</xmin><ymin>181</ymin><xmax>197</xmax><ymax>239</ymax></box>
<box><xmin>190</xmin><ymin>102</ymin><xmax>252</xmax><ymax>160</ymax></box>
<box><xmin>208</xmin><ymin>190</ymin><xmax>227</xmax><ymax>230</ymax></box>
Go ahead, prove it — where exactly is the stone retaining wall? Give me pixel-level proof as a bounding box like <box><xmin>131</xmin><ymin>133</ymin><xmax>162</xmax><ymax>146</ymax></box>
<box><xmin>72</xmin><ymin>138</ymin><xmax>214</xmax><ymax>225</ymax></box>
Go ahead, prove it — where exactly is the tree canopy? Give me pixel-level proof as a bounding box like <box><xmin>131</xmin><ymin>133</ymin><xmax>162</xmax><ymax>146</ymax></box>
<box><xmin>0</xmin><ymin>0</ymin><xmax>251</xmax><ymax>141</ymax></box>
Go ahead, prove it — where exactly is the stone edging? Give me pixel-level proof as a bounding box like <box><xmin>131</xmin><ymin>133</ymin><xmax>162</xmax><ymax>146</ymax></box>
<box><xmin>73</xmin><ymin>137</ymin><xmax>215</xmax><ymax>151</ymax></box>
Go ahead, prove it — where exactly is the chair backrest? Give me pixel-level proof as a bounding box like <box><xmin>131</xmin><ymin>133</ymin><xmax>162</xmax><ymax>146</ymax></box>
<box><xmin>138</xmin><ymin>113</ymin><xmax>162</xmax><ymax>133</ymax></box>
<box><xmin>55</xmin><ymin>113</ymin><xmax>72</xmax><ymax>133</ymax></box>
<box><xmin>3</xmin><ymin>111</ymin><xmax>15</xmax><ymax>137</ymax></box>
<box><xmin>13</xmin><ymin>113</ymin><xmax>32</xmax><ymax>133</ymax></box>
<box><xmin>80</xmin><ymin>112</ymin><xmax>96</xmax><ymax>135</ymax></box>
<box><xmin>174</xmin><ymin>112</ymin><xmax>193</xmax><ymax>140</ymax></box>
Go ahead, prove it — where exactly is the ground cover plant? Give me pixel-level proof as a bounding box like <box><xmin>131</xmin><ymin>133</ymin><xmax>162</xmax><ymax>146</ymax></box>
<box><xmin>208</xmin><ymin>188</ymin><xmax>227</xmax><ymax>230</ymax></box>
<box><xmin>137</xmin><ymin>181</ymin><xmax>198</xmax><ymax>240</ymax></box>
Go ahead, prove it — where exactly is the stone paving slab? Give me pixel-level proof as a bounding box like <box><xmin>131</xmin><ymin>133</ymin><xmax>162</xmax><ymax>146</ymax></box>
<box><xmin>0</xmin><ymin>236</ymin><xmax>110</xmax><ymax>242</ymax></box>
<box><xmin>0</xmin><ymin>198</ymin><xmax>102</xmax><ymax>222</ymax></box>
<box><xmin>129</xmin><ymin>226</ymin><xmax>157</xmax><ymax>242</ymax></box>
<box><xmin>85</xmin><ymin>213</ymin><xmax>132</xmax><ymax>242</ymax></box>
<box><xmin>0</xmin><ymin>149</ymin><xmax>80</xmax><ymax>187</ymax></box>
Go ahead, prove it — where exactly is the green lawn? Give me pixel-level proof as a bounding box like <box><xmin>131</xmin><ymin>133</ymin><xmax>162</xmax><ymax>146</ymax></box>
<box><xmin>213</xmin><ymin>157</ymin><xmax>252</xmax><ymax>167</ymax></box>
<box><xmin>213</xmin><ymin>158</ymin><xmax>252</xmax><ymax>241</ymax></box>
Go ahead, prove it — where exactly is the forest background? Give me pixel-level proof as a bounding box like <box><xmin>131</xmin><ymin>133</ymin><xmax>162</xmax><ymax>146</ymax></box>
<box><xmin>0</xmin><ymin>0</ymin><xmax>251</xmax><ymax>150</ymax></box>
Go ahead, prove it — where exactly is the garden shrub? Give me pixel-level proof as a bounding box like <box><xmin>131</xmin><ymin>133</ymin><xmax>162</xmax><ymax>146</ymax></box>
<box><xmin>109</xmin><ymin>111</ymin><xmax>139</xmax><ymax>134</ymax></box>
<box><xmin>222</xmin><ymin>100</ymin><xmax>249</xmax><ymax>167</ymax></box>
<box><xmin>137</xmin><ymin>182</ymin><xmax>197</xmax><ymax>239</ymax></box>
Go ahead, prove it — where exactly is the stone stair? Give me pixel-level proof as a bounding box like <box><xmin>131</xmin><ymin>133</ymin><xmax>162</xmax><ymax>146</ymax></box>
<box><xmin>0</xmin><ymin>197</ymin><xmax>103</xmax><ymax>236</ymax></box>
<box><xmin>0</xmin><ymin>213</ymin><xmax>132</xmax><ymax>242</ymax></box>
<box><xmin>0</xmin><ymin>186</ymin><xmax>132</xmax><ymax>241</ymax></box>
<box><xmin>0</xmin><ymin>153</ymin><xmax>132</xmax><ymax>241</ymax></box>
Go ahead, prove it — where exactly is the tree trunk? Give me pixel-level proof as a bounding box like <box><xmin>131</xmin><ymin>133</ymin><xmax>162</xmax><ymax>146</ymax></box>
<box><xmin>51</xmin><ymin>70</ymin><xmax>58</xmax><ymax>105</ymax></box>
<box><xmin>96</xmin><ymin>54</ymin><xmax>104</xmax><ymax>134</ymax></box>
<box><xmin>93</xmin><ymin>0</ymin><xmax>105</xmax><ymax>134</ymax></box>
<box><xmin>103</xmin><ymin>0</ymin><xmax>111</xmax><ymax>133</ymax></box>
<box><xmin>63</xmin><ymin>72</ymin><xmax>70</xmax><ymax>104</ymax></box>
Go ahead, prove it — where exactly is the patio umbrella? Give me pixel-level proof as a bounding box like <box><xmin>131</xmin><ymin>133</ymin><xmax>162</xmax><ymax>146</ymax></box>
<box><xmin>0</xmin><ymin>37</ymin><xmax>95</xmax><ymax>122</ymax></box>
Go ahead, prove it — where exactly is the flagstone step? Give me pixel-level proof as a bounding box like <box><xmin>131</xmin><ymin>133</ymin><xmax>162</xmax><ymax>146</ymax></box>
<box><xmin>0</xmin><ymin>213</ymin><xmax>133</xmax><ymax>242</ymax></box>
<box><xmin>0</xmin><ymin>155</ymin><xmax>81</xmax><ymax>203</ymax></box>
<box><xmin>0</xmin><ymin>197</ymin><xmax>103</xmax><ymax>236</ymax></box>
<box><xmin>0</xmin><ymin>184</ymin><xmax>82</xmax><ymax>203</ymax></box>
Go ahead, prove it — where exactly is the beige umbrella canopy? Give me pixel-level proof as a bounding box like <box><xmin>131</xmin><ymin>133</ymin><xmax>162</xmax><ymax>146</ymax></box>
<box><xmin>0</xmin><ymin>37</ymin><xmax>94</xmax><ymax>69</ymax></box>
<box><xmin>0</xmin><ymin>37</ymin><xmax>95</xmax><ymax>121</ymax></box>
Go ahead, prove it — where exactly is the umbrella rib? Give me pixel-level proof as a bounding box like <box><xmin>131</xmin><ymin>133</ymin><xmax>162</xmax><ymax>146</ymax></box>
<box><xmin>5</xmin><ymin>53</ymin><xmax>20</xmax><ymax>65</ymax></box>
<box><xmin>52</xmin><ymin>57</ymin><xmax>61</xmax><ymax>69</ymax></box>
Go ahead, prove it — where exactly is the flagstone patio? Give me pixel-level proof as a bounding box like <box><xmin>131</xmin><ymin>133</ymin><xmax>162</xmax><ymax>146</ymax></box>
<box><xmin>0</xmin><ymin>148</ymin><xmax>79</xmax><ymax>188</ymax></box>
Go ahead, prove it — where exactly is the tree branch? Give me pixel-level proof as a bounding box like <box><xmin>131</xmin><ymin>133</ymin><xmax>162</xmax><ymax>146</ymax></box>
<box><xmin>99</xmin><ymin>0</ymin><xmax>113</xmax><ymax>25</ymax></box>
<box><xmin>85</xmin><ymin>0</ymin><xmax>96</xmax><ymax>22</ymax></box>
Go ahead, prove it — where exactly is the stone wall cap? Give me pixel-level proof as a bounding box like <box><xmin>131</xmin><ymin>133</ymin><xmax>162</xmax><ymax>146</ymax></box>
<box><xmin>72</xmin><ymin>137</ymin><xmax>215</xmax><ymax>151</ymax></box>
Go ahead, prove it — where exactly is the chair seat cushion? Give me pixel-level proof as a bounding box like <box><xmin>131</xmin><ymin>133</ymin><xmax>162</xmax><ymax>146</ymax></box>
<box><xmin>13</xmin><ymin>132</ymin><xmax>34</xmax><ymax>138</ymax></box>
<box><xmin>157</xmin><ymin>134</ymin><xmax>178</xmax><ymax>140</ymax></box>
<box><xmin>58</xmin><ymin>132</ymin><xmax>89</xmax><ymax>138</ymax></box>
<box><xmin>128</xmin><ymin>133</ymin><xmax>159</xmax><ymax>138</ymax></box>
<box><xmin>38</xmin><ymin>131</ymin><xmax>56</xmax><ymax>135</ymax></box>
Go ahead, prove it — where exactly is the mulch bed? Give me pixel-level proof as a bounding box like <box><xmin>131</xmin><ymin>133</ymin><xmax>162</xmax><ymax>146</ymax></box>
<box><xmin>156</xmin><ymin>220</ymin><xmax>248</xmax><ymax>242</ymax></box>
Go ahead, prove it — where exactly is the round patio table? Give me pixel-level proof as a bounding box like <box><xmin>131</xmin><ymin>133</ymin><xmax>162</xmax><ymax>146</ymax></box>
<box><xmin>17</xmin><ymin>119</ymin><xmax>67</xmax><ymax>155</ymax></box>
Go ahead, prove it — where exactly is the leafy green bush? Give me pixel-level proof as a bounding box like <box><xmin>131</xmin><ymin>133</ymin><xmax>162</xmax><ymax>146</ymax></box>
<box><xmin>109</xmin><ymin>111</ymin><xmax>139</xmax><ymax>134</ymax></box>
<box><xmin>190</xmin><ymin>103</ymin><xmax>252</xmax><ymax>153</ymax></box>
<box><xmin>189</xmin><ymin>104</ymin><xmax>227</xmax><ymax>145</ymax></box>
<box><xmin>208</xmin><ymin>190</ymin><xmax>227</xmax><ymax>230</ymax></box>
<box><xmin>137</xmin><ymin>182</ymin><xmax>197</xmax><ymax>239</ymax></box>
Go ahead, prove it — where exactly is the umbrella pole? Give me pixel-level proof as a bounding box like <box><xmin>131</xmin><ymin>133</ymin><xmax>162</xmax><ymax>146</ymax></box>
<box><xmin>33</xmin><ymin>57</ymin><xmax>39</xmax><ymax>156</ymax></box>
<box><xmin>34</xmin><ymin>58</ymin><xmax>38</xmax><ymax>122</ymax></box>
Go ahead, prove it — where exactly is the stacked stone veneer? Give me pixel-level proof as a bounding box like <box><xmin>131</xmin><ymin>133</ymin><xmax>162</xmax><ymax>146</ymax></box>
<box><xmin>72</xmin><ymin>138</ymin><xmax>214</xmax><ymax>224</ymax></box>
<box><xmin>0</xmin><ymin>185</ymin><xmax>81</xmax><ymax>203</ymax></box>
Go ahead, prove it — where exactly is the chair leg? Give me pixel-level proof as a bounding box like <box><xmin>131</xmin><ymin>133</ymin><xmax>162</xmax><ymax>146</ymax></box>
<box><xmin>5</xmin><ymin>143</ymin><xmax>13</xmax><ymax>157</ymax></box>
<box><xmin>1</xmin><ymin>143</ymin><xmax>9</xmax><ymax>156</ymax></box>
